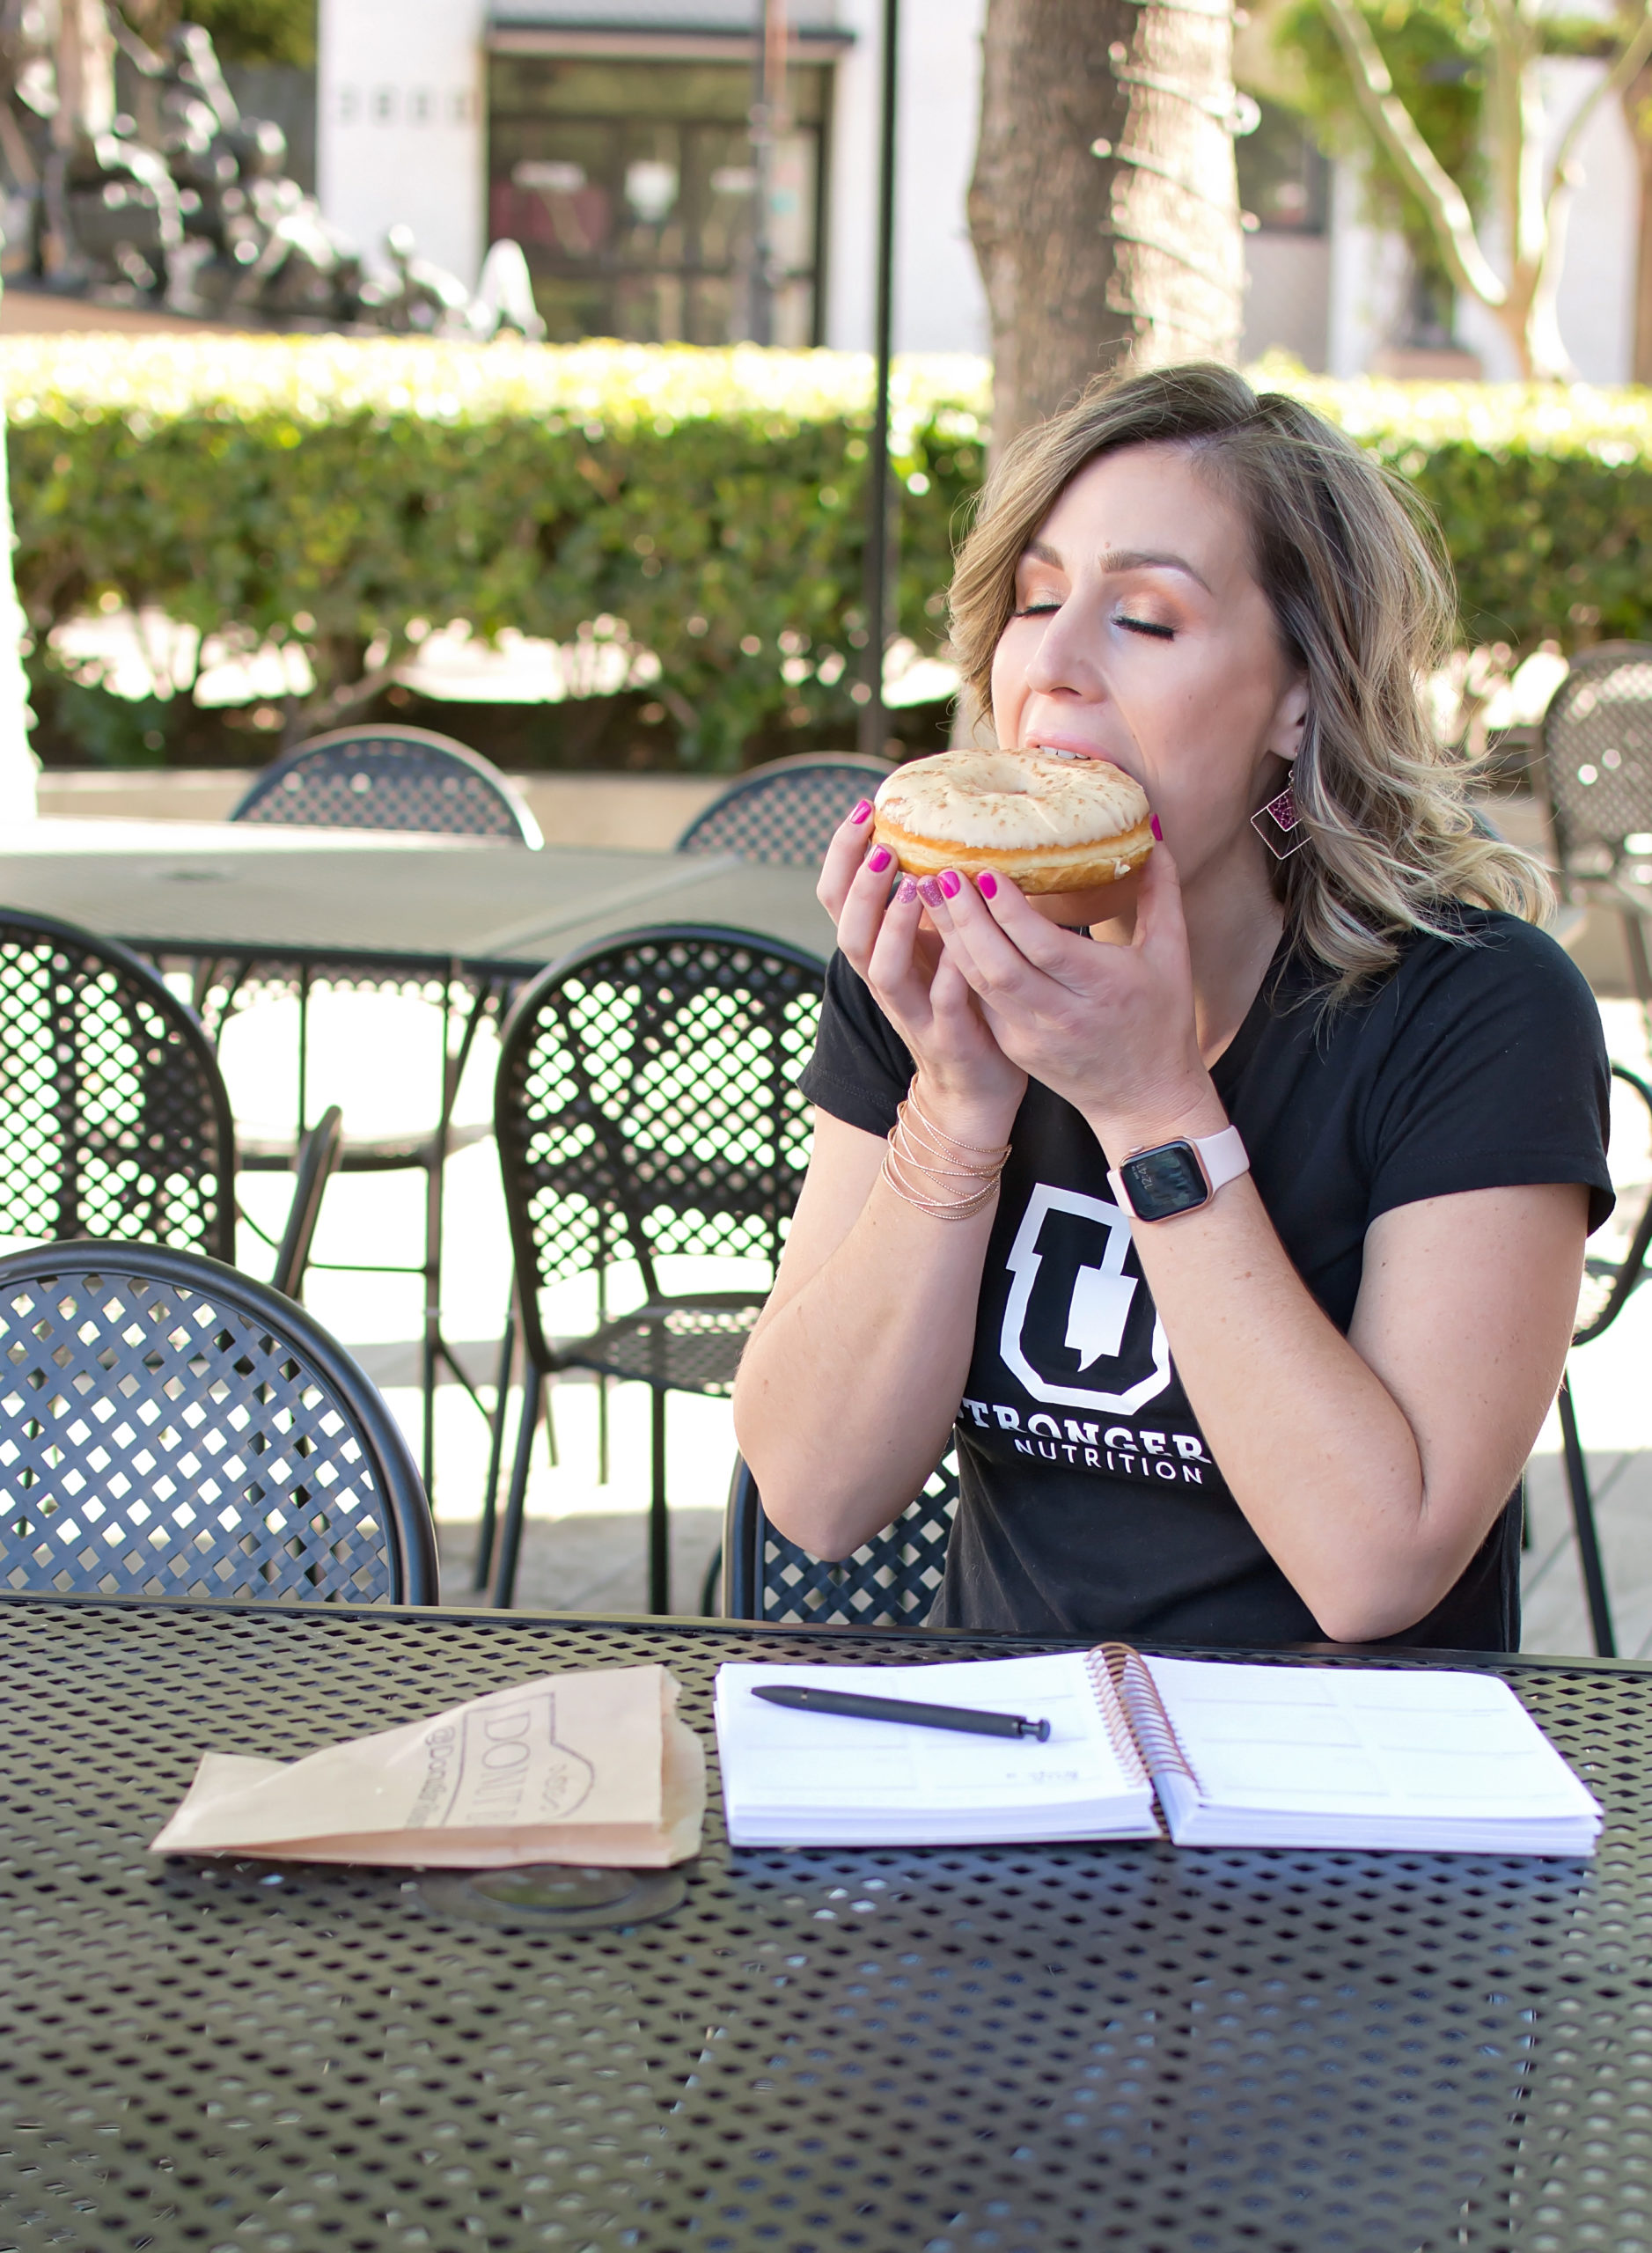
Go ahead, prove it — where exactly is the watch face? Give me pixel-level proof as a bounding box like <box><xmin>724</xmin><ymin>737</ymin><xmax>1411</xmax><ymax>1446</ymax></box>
<box><xmin>1124</xmin><ymin>1141</ymin><xmax>1208</xmax><ymax>1220</ymax></box>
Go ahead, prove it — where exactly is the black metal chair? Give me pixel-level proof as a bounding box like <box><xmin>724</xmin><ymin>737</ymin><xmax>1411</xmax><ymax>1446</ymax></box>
<box><xmin>0</xmin><ymin>1241</ymin><xmax>437</xmax><ymax>1603</ymax></box>
<box><xmin>1537</xmin><ymin>644</ymin><xmax>1652</xmax><ymax>1014</ymax></box>
<box><xmin>0</xmin><ymin>908</ymin><xmax>339</xmax><ymax>1301</ymax></box>
<box><xmin>216</xmin><ymin>724</ymin><xmax>539</xmax><ymax>1494</ymax></box>
<box><xmin>674</xmin><ymin>752</ymin><xmax>894</xmax><ymax>866</ymax></box>
<box><xmin>484</xmin><ymin>925</ymin><xmax>826</xmax><ymax>1614</ymax></box>
<box><xmin>722</xmin><ymin>1450</ymin><xmax>960</xmax><ymax>1626</ymax></box>
<box><xmin>1554</xmin><ymin>1061</ymin><xmax>1652</xmax><ymax>1656</ymax></box>
<box><xmin>230</xmin><ymin>724</ymin><xmax>542</xmax><ymax>844</ymax></box>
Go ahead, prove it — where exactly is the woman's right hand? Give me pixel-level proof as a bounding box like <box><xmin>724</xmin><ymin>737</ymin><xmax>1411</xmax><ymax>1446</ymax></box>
<box><xmin>818</xmin><ymin>804</ymin><xmax>1027</xmax><ymax>1139</ymax></box>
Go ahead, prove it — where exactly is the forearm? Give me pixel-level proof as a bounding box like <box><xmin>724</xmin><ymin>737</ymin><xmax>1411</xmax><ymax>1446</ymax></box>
<box><xmin>1093</xmin><ymin>1090</ymin><xmax>1569</xmax><ymax>1640</ymax></box>
<box><xmin>734</xmin><ymin>1174</ymin><xmax>996</xmax><ymax>1558</ymax></box>
<box><xmin>1118</xmin><ymin>1169</ymin><xmax>1437</xmax><ymax>1640</ymax></box>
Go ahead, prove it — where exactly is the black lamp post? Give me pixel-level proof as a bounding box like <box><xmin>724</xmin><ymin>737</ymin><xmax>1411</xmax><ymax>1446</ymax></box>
<box><xmin>856</xmin><ymin>0</ymin><xmax>899</xmax><ymax>762</ymax></box>
<box><xmin>747</xmin><ymin>0</ymin><xmax>789</xmax><ymax>346</ymax></box>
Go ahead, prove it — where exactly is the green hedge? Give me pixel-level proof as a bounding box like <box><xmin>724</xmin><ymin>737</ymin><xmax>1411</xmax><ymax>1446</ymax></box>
<box><xmin>4</xmin><ymin>335</ymin><xmax>1651</xmax><ymax>768</ymax></box>
<box><xmin>1268</xmin><ymin>363</ymin><xmax>1652</xmax><ymax>653</ymax></box>
<box><xmin>1</xmin><ymin>336</ymin><xmax>987</xmax><ymax>769</ymax></box>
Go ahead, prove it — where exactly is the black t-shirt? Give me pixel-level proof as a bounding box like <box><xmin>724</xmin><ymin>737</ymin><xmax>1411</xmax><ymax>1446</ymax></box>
<box><xmin>799</xmin><ymin>910</ymin><xmax>1613</xmax><ymax>1652</ymax></box>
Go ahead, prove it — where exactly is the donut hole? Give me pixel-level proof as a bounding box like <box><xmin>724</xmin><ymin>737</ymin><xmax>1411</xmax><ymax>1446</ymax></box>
<box><xmin>981</xmin><ymin>754</ymin><xmax>1034</xmax><ymax>795</ymax></box>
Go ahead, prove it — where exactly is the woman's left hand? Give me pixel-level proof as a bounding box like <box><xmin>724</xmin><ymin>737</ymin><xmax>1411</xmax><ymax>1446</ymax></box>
<box><xmin>915</xmin><ymin>846</ymin><xmax>1227</xmax><ymax>1156</ymax></box>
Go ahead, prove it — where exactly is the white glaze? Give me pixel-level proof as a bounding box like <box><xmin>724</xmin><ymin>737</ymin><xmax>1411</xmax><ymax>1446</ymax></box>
<box><xmin>873</xmin><ymin>749</ymin><xmax>1149</xmax><ymax>852</ymax></box>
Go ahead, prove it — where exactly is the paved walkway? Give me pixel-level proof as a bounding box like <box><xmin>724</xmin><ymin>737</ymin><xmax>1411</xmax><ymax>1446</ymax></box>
<box><xmin>1524</xmin><ymin>1442</ymin><xmax>1652</xmax><ymax>1658</ymax></box>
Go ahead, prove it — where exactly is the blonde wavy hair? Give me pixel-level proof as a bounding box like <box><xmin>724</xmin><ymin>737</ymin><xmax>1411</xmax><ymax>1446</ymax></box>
<box><xmin>948</xmin><ymin>363</ymin><xmax>1552</xmax><ymax>998</ymax></box>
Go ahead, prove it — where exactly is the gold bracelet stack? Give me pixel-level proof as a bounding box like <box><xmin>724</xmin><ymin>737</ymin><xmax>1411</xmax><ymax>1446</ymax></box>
<box><xmin>880</xmin><ymin>1081</ymin><xmax>1012</xmax><ymax>1222</ymax></box>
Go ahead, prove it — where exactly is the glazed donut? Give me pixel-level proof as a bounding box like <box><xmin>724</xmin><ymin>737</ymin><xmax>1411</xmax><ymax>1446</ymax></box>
<box><xmin>871</xmin><ymin>749</ymin><xmax>1155</xmax><ymax>895</ymax></box>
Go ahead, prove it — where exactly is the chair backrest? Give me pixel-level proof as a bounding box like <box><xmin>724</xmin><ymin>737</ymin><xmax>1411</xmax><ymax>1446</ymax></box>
<box><xmin>1538</xmin><ymin>643</ymin><xmax>1652</xmax><ymax>878</ymax></box>
<box><xmin>674</xmin><ymin>753</ymin><xmax>894</xmax><ymax>866</ymax></box>
<box><xmin>0</xmin><ymin>1242</ymin><xmax>437</xmax><ymax>1604</ymax></box>
<box><xmin>723</xmin><ymin>1451</ymin><xmax>960</xmax><ymax>1626</ymax></box>
<box><xmin>0</xmin><ymin>909</ymin><xmax>236</xmax><ymax>1263</ymax></box>
<box><xmin>1575</xmin><ymin>1062</ymin><xmax>1652</xmax><ymax>1347</ymax></box>
<box><xmin>495</xmin><ymin>926</ymin><xmax>825</xmax><ymax>1361</ymax></box>
<box><xmin>231</xmin><ymin>725</ymin><xmax>542</xmax><ymax>844</ymax></box>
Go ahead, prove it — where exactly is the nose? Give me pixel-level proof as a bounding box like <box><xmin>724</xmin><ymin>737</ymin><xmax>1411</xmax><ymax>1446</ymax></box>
<box><xmin>1024</xmin><ymin>591</ymin><xmax>1106</xmax><ymax>704</ymax></box>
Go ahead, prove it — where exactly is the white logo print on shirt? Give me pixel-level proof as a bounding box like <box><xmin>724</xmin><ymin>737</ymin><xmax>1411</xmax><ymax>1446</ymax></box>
<box><xmin>998</xmin><ymin>1184</ymin><xmax>1173</xmax><ymax>1413</ymax></box>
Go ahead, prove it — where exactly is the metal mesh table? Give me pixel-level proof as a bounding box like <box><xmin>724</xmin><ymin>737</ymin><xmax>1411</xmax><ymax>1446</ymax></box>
<box><xmin>0</xmin><ymin>1598</ymin><xmax>1641</xmax><ymax>2253</ymax></box>
<box><xmin>0</xmin><ymin>839</ymin><xmax>836</xmax><ymax>969</ymax></box>
<box><xmin>0</xmin><ymin>839</ymin><xmax>833</xmax><ymax>1504</ymax></box>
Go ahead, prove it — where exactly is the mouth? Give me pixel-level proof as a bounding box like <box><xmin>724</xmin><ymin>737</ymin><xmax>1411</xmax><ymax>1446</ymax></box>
<box><xmin>1024</xmin><ymin>735</ymin><xmax>1124</xmax><ymax>769</ymax></box>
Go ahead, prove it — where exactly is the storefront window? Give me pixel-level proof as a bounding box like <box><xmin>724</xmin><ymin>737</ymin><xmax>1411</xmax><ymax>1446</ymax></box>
<box><xmin>488</xmin><ymin>57</ymin><xmax>828</xmax><ymax>345</ymax></box>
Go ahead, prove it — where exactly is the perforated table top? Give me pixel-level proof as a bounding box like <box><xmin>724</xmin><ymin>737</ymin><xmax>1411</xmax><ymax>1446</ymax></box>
<box><xmin>0</xmin><ymin>1598</ymin><xmax>1641</xmax><ymax>2253</ymax></box>
<box><xmin>0</xmin><ymin>840</ymin><xmax>835</xmax><ymax>970</ymax></box>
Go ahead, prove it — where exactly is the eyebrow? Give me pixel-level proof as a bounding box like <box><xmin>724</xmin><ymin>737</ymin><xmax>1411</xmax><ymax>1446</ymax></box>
<box><xmin>1022</xmin><ymin>539</ymin><xmax>1213</xmax><ymax>595</ymax></box>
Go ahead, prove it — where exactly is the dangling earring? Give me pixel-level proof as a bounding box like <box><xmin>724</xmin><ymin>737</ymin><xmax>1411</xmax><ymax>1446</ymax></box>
<box><xmin>1251</xmin><ymin>776</ymin><xmax>1307</xmax><ymax>861</ymax></box>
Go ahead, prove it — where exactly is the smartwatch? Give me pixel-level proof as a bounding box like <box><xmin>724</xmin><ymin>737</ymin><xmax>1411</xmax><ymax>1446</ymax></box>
<box><xmin>1107</xmin><ymin>1125</ymin><xmax>1249</xmax><ymax>1223</ymax></box>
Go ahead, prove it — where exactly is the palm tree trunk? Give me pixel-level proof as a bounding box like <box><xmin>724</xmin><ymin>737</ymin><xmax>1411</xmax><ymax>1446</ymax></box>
<box><xmin>968</xmin><ymin>0</ymin><xmax>1245</xmax><ymax>461</ymax></box>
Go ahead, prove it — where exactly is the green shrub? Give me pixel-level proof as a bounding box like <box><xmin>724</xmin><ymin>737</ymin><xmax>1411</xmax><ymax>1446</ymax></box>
<box><xmin>0</xmin><ymin>335</ymin><xmax>987</xmax><ymax>770</ymax></box>
<box><xmin>4</xmin><ymin>334</ymin><xmax>1650</xmax><ymax>769</ymax></box>
<box><xmin>1266</xmin><ymin>363</ymin><xmax>1652</xmax><ymax>652</ymax></box>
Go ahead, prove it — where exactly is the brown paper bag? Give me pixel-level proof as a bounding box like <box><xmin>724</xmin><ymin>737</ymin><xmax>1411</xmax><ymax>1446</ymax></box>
<box><xmin>149</xmin><ymin>1664</ymin><xmax>704</xmax><ymax>1868</ymax></box>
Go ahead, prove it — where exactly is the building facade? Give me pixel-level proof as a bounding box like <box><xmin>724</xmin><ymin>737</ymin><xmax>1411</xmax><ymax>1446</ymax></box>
<box><xmin>319</xmin><ymin>0</ymin><xmax>992</xmax><ymax>356</ymax></box>
<box><xmin>317</xmin><ymin>0</ymin><xmax>1641</xmax><ymax>382</ymax></box>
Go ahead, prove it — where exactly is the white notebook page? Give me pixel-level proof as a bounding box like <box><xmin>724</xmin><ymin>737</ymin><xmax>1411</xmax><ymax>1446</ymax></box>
<box><xmin>1143</xmin><ymin>1656</ymin><xmax>1598</xmax><ymax>1822</ymax></box>
<box><xmin>716</xmin><ymin>1654</ymin><xmax>1149</xmax><ymax>1824</ymax></box>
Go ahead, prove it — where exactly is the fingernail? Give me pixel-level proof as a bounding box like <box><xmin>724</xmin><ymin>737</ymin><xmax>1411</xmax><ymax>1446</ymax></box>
<box><xmin>917</xmin><ymin>877</ymin><xmax>943</xmax><ymax>909</ymax></box>
<box><xmin>896</xmin><ymin>876</ymin><xmax>918</xmax><ymax>904</ymax></box>
<box><xmin>939</xmin><ymin>870</ymin><xmax>961</xmax><ymax>899</ymax></box>
<box><xmin>849</xmin><ymin>799</ymin><xmax>873</xmax><ymax>825</ymax></box>
<box><xmin>977</xmin><ymin>870</ymin><xmax>997</xmax><ymax>899</ymax></box>
<box><xmin>867</xmin><ymin>845</ymin><xmax>892</xmax><ymax>874</ymax></box>
<box><xmin>1149</xmin><ymin>814</ymin><xmax>1163</xmax><ymax>841</ymax></box>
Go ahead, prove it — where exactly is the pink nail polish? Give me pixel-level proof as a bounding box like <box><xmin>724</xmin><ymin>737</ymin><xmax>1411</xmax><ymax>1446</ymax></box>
<box><xmin>897</xmin><ymin>876</ymin><xmax>918</xmax><ymax>904</ymax></box>
<box><xmin>867</xmin><ymin>845</ymin><xmax>892</xmax><ymax>874</ymax></box>
<box><xmin>849</xmin><ymin>799</ymin><xmax>873</xmax><ymax>825</ymax></box>
<box><xmin>918</xmin><ymin>876</ymin><xmax>943</xmax><ymax>909</ymax></box>
<box><xmin>939</xmin><ymin>870</ymin><xmax>961</xmax><ymax>899</ymax></box>
<box><xmin>1149</xmin><ymin>814</ymin><xmax>1163</xmax><ymax>841</ymax></box>
<box><xmin>977</xmin><ymin>870</ymin><xmax>998</xmax><ymax>899</ymax></box>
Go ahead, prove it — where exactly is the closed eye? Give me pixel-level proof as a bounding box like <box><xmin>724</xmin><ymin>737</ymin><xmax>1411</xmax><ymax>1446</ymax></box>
<box><xmin>1119</xmin><ymin>614</ymin><xmax>1175</xmax><ymax>640</ymax></box>
<box><xmin>1013</xmin><ymin>598</ymin><xmax>1062</xmax><ymax>619</ymax></box>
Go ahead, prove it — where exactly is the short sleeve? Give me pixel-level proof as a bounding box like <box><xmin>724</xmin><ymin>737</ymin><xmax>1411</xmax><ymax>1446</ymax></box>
<box><xmin>1362</xmin><ymin>915</ymin><xmax>1614</xmax><ymax>1236</ymax></box>
<box><xmin>799</xmin><ymin>950</ymin><xmax>914</xmax><ymax>1137</ymax></box>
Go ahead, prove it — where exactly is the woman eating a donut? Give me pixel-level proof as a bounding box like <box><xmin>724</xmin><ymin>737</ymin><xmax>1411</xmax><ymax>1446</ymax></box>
<box><xmin>731</xmin><ymin>362</ymin><xmax>1611</xmax><ymax>1651</ymax></box>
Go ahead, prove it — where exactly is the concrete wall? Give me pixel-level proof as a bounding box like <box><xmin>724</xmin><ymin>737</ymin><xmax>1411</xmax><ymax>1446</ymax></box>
<box><xmin>318</xmin><ymin>0</ymin><xmax>488</xmax><ymax>286</ymax></box>
<box><xmin>1241</xmin><ymin>233</ymin><xmax>1331</xmax><ymax>370</ymax></box>
<box><xmin>34</xmin><ymin>768</ymin><xmax>725</xmax><ymax>851</ymax></box>
<box><xmin>823</xmin><ymin>0</ymin><xmax>989</xmax><ymax>354</ymax></box>
<box><xmin>1325</xmin><ymin>155</ymin><xmax>1409</xmax><ymax>378</ymax></box>
<box><xmin>1455</xmin><ymin>58</ymin><xmax>1638</xmax><ymax>384</ymax></box>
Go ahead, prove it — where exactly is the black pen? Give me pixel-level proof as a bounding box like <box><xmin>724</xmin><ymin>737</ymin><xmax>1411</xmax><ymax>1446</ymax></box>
<box><xmin>752</xmin><ymin>1683</ymin><xmax>1052</xmax><ymax>1742</ymax></box>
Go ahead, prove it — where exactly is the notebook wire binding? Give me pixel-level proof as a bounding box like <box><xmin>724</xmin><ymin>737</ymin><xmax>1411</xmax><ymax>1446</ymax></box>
<box><xmin>1080</xmin><ymin>1644</ymin><xmax>1152</xmax><ymax>1792</ymax></box>
<box><xmin>1093</xmin><ymin>1643</ymin><xmax>1203</xmax><ymax>1802</ymax></box>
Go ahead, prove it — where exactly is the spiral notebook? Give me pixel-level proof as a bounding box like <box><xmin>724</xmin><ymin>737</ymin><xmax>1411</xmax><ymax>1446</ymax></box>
<box><xmin>713</xmin><ymin>1648</ymin><xmax>1601</xmax><ymax>1855</ymax></box>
